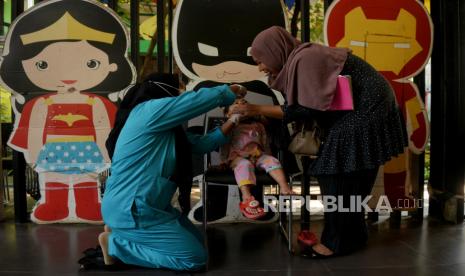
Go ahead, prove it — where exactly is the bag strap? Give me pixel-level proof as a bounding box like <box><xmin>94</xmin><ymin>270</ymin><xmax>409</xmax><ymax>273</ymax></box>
<box><xmin>299</xmin><ymin>120</ymin><xmax>321</xmax><ymax>138</ymax></box>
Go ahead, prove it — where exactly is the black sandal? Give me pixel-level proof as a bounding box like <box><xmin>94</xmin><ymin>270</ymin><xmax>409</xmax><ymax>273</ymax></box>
<box><xmin>79</xmin><ymin>255</ymin><xmax>132</xmax><ymax>271</ymax></box>
<box><xmin>78</xmin><ymin>254</ymin><xmax>106</xmax><ymax>270</ymax></box>
<box><xmin>79</xmin><ymin>245</ymin><xmax>133</xmax><ymax>271</ymax></box>
<box><xmin>309</xmin><ymin>246</ymin><xmax>336</xmax><ymax>259</ymax></box>
<box><xmin>82</xmin><ymin>245</ymin><xmax>102</xmax><ymax>258</ymax></box>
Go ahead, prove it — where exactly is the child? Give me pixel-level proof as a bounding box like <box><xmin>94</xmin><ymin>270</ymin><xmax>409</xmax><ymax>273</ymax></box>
<box><xmin>221</xmin><ymin>99</ymin><xmax>293</xmax><ymax>220</ymax></box>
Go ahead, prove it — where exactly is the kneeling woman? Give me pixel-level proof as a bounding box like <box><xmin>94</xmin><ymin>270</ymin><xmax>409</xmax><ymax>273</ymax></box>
<box><xmin>100</xmin><ymin>73</ymin><xmax>244</xmax><ymax>271</ymax></box>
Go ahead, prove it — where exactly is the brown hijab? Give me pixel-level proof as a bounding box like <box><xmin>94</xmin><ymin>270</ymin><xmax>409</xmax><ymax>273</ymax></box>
<box><xmin>250</xmin><ymin>26</ymin><xmax>351</xmax><ymax>111</ymax></box>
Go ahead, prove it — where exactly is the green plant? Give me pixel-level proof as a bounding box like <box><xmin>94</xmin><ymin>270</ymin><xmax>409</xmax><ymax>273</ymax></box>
<box><xmin>0</xmin><ymin>88</ymin><xmax>12</xmax><ymax>123</ymax></box>
<box><xmin>286</xmin><ymin>0</ymin><xmax>325</xmax><ymax>43</ymax></box>
<box><xmin>116</xmin><ymin>0</ymin><xmax>156</xmax><ymax>26</ymax></box>
<box><xmin>310</xmin><ymin>1</ymin><xmax>324</xmax><ymax>43</ymax></box>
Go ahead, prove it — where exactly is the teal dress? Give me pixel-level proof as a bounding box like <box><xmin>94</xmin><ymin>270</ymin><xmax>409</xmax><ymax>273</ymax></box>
<box><xmin>101</xmin><ymin>85</ymin><xmax>235</xmax><ymax>271</ymax></box>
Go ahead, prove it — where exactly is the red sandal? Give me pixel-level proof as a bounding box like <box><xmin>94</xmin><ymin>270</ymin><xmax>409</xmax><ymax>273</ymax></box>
<box><xmin>239</xmin><ymin>196</ymin><xmax>266</xmax><ymax>220</ymax></box>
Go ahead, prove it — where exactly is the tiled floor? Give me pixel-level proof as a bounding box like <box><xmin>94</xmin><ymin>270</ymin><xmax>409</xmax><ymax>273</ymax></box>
<box><xmin>0</xmin><ymin>216</ymin><xmax>464</xmax><ymax>276</ymax></box>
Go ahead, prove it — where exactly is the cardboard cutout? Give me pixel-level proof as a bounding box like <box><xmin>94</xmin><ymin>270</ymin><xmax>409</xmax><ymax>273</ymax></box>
<box><xmin>324</xmin><ymin>0</ymin><xmax>433</xmax><ymax>208</ymax></box>
<box><xmin>173</xmin><ymin>0</ymin><xmax>287</xmax><ymax>88</ymax></box>
<box><xmin>0</xmin><ymin>0</ymin><xmax>136</xmax><ymax>223</ymax></box>
<box><xmin>173</xmin><ymin>0</ymin><xmax>288</xmax><ymax>223</ymax></box>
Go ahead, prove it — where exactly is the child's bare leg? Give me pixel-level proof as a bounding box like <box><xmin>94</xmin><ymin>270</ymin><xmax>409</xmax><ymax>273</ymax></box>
<box><xmin>257</xmin><ymin>155</ymin><xmax>293</xmax><ymax>195</ymax></box>
<box><xmin>232</xmin><ymin>158</ymin><xmax>257</xmax><ymax>202</ymax></box>
<box><xmin>239</xmin><ymin>184</ymin><xmax>254</xmax><ymax>201</ymax></box>
<box><xmin>269</xmin><ymin>169</ymin><xmax>294</xmax><ymax>195</ymax></box>
<box><xmin>98</xmin><ymin>232</ymin><xmax>115</xmax><ymax>265</ymax></box>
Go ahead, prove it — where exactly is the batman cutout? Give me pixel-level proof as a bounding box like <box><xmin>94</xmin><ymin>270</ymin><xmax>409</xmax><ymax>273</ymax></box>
<box><xmin>173</xmin><ymin>0</ymin><xmax>289</xmax><ymax>224</ymax></box>
<box><xmin>173</xmin><ymin>0</ymin><xmax>287</xmax><ymax>84</ymax></box>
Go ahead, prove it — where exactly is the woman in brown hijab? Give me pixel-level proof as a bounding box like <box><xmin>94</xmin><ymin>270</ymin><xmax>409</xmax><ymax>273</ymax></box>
<box><xmin>231</xmin><ymin>26</ymin><xmax>407</xmax><ymax>258</ymax></box>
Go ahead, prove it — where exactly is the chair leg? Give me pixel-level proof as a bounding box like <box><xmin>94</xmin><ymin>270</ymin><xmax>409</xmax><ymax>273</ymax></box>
<box><xmin>278</xmin><ymin>184</ymin><xmax>283</xmax><ymax>228</ymax></box>
<box><xmin>202</xmin><ymin>179</ymin><xmax>207</xmax><ymax>236</ymax></box>
<box><xmin>278</xmin><ymin>175</ymin><xmax>295</xmax><ymax>254</ymax></box>
<box><xmin>202</xmin><ymin>178</ymin><xmax>209</xmax><ymax>270</ymax></box>
<box><xmin>288</xmin><ymin>176</ymin><xmax>293</xmax><ymax>253</ymax></box>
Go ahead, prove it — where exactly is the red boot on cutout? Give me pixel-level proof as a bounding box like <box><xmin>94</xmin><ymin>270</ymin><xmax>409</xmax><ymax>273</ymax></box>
<box><xmin>74</xmin><ymin>182</ymin><xmax>102</xmax><ymax>221</ymax></box>
<box><xmin>32</xmin><ymin>182</ymin><xmax>69</xmax><ymax>222</ymax></box>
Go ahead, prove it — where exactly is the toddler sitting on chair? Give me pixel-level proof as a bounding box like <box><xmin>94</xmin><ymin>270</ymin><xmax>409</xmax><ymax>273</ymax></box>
<box><xmin>220</xmin><ymin>99</ymin><xmax>293</xmax><ymax>220</ymax></box>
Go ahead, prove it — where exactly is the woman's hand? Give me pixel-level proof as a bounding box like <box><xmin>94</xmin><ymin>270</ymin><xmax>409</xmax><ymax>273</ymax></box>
<box><xmin>229</xmin><ymin>84</ymin><xmax>247</xmax><ymax>98</ymax></box>
<box><xmin>227</xmin><ymin>113</ymin><xmax>243</xmax><ymax>125</ymax></box>
<box><xmin>230</xmin><ymin>103</ymin><xmax>284</xmax><ymax>119</ymax></box>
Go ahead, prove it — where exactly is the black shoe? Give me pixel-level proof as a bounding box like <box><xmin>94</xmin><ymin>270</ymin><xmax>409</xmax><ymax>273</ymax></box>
<box><xmin>79</xmin><ymin>256</ymin><xmax>132</xmax><ymax>271</ymax></box>
<box><xmin>82</xmin><ymin>245</ymin><xmax>102</xmax><ymax>258</ymax></box>
<box><xmin>309</xmin><ymin>246</ymin><xmax>336</xmax><ymax>259</ymax></box>
<box><xmin>103</xmin><ymin>260</ymin><xmax>133</xmax><ymax>271</ymax></box>
<box><xmin>79</xmin><ymin>245</ymin><xmax>133</xmax><ymax>271</ymax></box>
<box><xmin>78</xmin><ymin>254</ymin><xmax>105</xmax><ymax>270</ymax></box>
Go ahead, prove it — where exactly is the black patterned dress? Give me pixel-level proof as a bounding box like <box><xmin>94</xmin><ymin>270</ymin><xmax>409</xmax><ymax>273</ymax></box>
<box><xmin>284</xmin><ymin>53</ymin><xmax>407</xmax><ymax>176</ymax></box>
<box><xmin>283</xmin><ymin>53</ymin><xmax>408</xmax><ymax>255</ymax></box>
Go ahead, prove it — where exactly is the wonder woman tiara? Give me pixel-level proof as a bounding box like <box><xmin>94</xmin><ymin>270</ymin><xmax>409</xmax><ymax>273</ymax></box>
<box><xmin>20</xmin><ymin>12</ymin><xmax>116</xmax><ymax>45</ymax></box>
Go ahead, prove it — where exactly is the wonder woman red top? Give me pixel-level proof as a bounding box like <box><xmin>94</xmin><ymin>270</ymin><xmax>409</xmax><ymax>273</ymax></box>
<box><xmin>9</xmin><ymin>93</ymin><xmax>116</xmax><ymax>150</ymax></box>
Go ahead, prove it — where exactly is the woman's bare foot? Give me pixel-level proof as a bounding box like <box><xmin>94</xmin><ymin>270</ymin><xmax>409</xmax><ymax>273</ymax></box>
<box><xmin>312</xmin><ymin>243</ymin><xmax>334</xmax><ymax>256</ymax></box>
<box><xmin>98</xmin><ymin>232</ymin><xmax>115</xmax><ymax>265</ymax></box>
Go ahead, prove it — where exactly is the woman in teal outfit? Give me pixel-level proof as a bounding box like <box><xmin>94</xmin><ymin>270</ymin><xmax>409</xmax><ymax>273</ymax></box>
<box><xmin>99</xmin><ymin>73</ymin><xmax>245</xmax><ymax>271</ymax></box>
